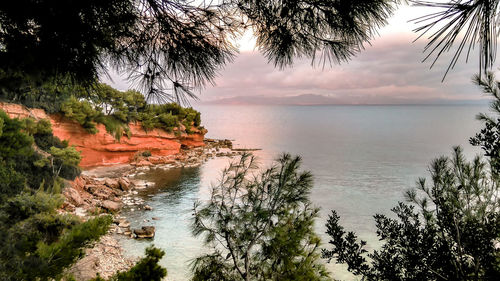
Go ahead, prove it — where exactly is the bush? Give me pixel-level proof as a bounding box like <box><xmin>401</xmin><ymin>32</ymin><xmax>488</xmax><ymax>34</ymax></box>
<box><xmin>54</xmin><ymin>85</ymin><xmax>202</xmax><ymax>138</ymax></box>
<box><xmin>0</xmin><ymin>110</ymin><xmax>34</xmax><ymax>159</ymax></box>
<box><xmin>0</xmin><ymin>192</ymin><xmax>112</xmax><ymax>280</ymax></box>
<box><xmin>323</xmin><ymin>147</ymin><xmax>500</xmax><ymax>281</ymax></box>
<box><xmin>61</xmin><ymin>96</ymin><xmax>101</xmax><ymax>134</ymax></box>
<box><xmin>0</xmin><ymin>162</ymin><xmax>25</xmax><ymax>203</ymax></box>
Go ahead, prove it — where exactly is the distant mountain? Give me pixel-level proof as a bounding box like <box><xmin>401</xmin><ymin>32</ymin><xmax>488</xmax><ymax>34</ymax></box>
<box><xmin>203</xmin><ymin>94</ymin><xmax>487</xmax><ymax>106</ymax></box>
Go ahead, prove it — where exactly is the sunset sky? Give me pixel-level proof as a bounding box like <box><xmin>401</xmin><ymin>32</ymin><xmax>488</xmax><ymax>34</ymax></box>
<box><xmin>103</xmin><ymin>4</ymin><xmax>491</xmax><ymax>105</ymax></box>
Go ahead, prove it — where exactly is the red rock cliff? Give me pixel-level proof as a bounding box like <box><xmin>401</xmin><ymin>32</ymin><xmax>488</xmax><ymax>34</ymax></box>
<box><xmin>0</xmin><ymin>102</ymin><xmax>206</xmax><ymax>167</ymax></box>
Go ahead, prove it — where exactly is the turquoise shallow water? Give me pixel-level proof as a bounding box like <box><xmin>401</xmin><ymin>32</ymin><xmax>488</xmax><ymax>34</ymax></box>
<box><xmin>119</xmin><ymin>104</ymin><xmax>487</xmax><ymax>280</ymax></box>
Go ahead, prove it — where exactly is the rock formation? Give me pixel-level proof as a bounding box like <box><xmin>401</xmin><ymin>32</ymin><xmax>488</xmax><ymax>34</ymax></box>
<box><xmin>0</xmin><ymin>102</ymin><xmax>206</xmax><ymax>167</ymax></box>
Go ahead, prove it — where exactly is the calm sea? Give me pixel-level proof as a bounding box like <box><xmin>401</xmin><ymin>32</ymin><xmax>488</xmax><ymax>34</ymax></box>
<box><xmin>119</xmin><ymin>104</ymin><xmax>488</xmax><ymax>280</ymax></box>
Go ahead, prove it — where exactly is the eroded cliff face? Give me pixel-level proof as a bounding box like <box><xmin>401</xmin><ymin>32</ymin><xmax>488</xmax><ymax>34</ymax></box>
<box><xmin>0</xmin><ymin>102</ymin><xmax>206</xmax><ymax>167</ymax></box>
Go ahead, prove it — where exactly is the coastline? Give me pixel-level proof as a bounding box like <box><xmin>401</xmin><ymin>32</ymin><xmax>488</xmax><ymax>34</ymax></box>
<box><xmin>63</xmin><ymin>139</ymin><xmax>243</xmax><ymax>280</ymax></box>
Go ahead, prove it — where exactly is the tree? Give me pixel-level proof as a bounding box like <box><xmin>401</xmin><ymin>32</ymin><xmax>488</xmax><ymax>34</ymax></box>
<box><xmin>191</xmin><ymin>153</ymin><xmax>329</xmax><ymax>281</ymax></box>
<box><xmin>412</xmin><ymin>0</ymin><xmax>500</xmax><ymax>79</ymax></box>
<box><xmin>0</xmin><ymin>0</ymin><xmax>401</xmax><ymax>103</ymax></box>
<box><xmin>322</xmin><ymin>79</ymin><xmax>500</xmax><ymax>280</ymax></box>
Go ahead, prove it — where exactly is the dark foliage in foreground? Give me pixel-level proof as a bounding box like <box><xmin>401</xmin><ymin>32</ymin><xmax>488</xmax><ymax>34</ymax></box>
<box><xmin>0</xmin><ymin>0</ymin><xmax>401</xmax><ymax>103</ymax></box>
<box><xmin>412</xmin><ymin>0</ymin><xmax>500</xmax><ymax>79</ymax></box>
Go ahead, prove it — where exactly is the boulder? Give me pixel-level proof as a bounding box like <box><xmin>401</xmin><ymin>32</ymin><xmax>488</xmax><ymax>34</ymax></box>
<box><xmin>85</xmin><ymin>184</ymin><xmax>114</xmax><ymax>200</ymax></box>
<box><xmin>101</xmin><ymin>200</ymin><xmax>122</xmax><ymax>212</ymax></box>
<box><xmin>71</xmin><ymin>176</ymin><xmax>86</xmax><ymax>190</ymax></box>
<box><xmin>136</xmin><ymin>160</ymin><xmax>153</xmax><ymax>167</ymax></box>
<box><xmin>118</xmin><ymin>219</ymin><xmax>131</xmax><ymax>228</ymax></box>
<box><xmin>144</xmin><ymin>205</ymin><xmax>153</xmax><ymax>211</ymax></box>
<box><xmin>104</xmin><ymin>178</ymin><xmax>120</xmax><ymax>189</ymax></box>
<box><xmin>133</xmin><ymin>226</ymin><xmax>155</xmax><ymax>238</ymax></box>
<box><xmin>118</xmin><ymin>177</ymin><xmax>133</xmax><ymax>191</ymax></box>
<box><xmin>64</xmin><ymin>187</ymin><xmax>84</xmax><ymax>206</ymax></box>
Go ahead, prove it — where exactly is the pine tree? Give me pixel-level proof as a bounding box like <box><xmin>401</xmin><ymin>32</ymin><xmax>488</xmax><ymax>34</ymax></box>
<box><xmin>191</xmin><ymin>153</ymin><xmax>329</xmax><ymax>281</ymax></box>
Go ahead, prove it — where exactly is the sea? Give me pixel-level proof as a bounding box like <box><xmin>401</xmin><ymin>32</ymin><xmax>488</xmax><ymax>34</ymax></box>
<box><xmin>118</xmin><ymin>104</ymin><xmax>489</xmax><ymax>281</ymax></box>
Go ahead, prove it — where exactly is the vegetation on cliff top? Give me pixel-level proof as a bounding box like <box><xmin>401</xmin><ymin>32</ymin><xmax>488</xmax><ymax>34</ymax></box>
<box><xmin>0</xmin><ymin>81</ymin><xmax>203</xmax><ymax>140</ymax></box>
<box><xmin>57</xmin><ymin>83</ymin><xmax>202</xmax><ymax>139</ymax></box>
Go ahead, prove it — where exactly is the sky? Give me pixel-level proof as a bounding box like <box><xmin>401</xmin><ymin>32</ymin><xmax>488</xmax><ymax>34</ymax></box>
<box><xmin>103</xmin><ymin>4</ymin><xmax>492</xmax><ymax>105</ymax></box>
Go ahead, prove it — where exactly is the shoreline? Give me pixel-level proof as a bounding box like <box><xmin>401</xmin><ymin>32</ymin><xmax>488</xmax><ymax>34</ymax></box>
<box><xmin>64</xmin><ymin>139</ymin><xmax>245</xmax><ymax>280</ymax></box>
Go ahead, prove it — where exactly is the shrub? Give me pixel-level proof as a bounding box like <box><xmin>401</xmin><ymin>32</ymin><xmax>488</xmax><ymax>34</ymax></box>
<box><xmin>0</xmin><ymin>192</ymin><xmax>112</xmax><ymax>280</ymax></box>
<box><xmin>61</xmin><ymin>96</ymin><xmax>100</xmax><ymax>134</ymax></box>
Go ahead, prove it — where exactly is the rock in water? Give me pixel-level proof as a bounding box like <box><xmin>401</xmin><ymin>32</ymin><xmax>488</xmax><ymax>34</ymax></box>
<box><xmin>133</xmin><ymin>226</ymin><xmax>155</xmax><ymax>238</ymax></box>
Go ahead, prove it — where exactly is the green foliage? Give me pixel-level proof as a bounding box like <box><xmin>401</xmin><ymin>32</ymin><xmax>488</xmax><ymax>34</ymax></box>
<box><xmin>34</xmin><ymin>132</ymin><xmax>67</xmax><ymax>152</ymax></box>
<box><xmin>470</xmin><ymin>72</ymin><xmax>500</xmax><ymax>176</ymax></box>
<box><xmin>0</xmin><ymin>191</ymin><xmax>112</xmax><ymax>281</ymax></box>
<box><xmin>89</xmin><ymin>246</ymin><xmax>167</xmax><ymax>281</ymax></box>
<box><xmin>323</xmin><ymin>147</ymin><xmax>500</xmax><ymax>281</ymax></box>
<box><xmin>20</xmin><ymin>118</ymin><xmax>52</xmax><ymax>136</ymax></box>
<box><xmin>35</xmin><ymin>119</ymin><xmax>52</xmax><ymax>134</ymax></box>
<box><xmin>61</xmin><ymin>96</ymin><xmax>100</xmax><ymax>134</ymax></box>
<box><xmin>192</xmin><ymin>153</ymin><xmax>329</xmax><ymax>281</ymax></box>
<box><xmin>159</xmin><ymin>113</ymin><xmax>178</xmax><ymax>128</ymax></box>
<box><xmin>0</xmin><ymin>162</ymin><xmax>26</xmax><ymax>203</ymax></box>
<box><xmin>137</xmin><ymin>103</ymin><xmax>200</xmax><ymax>133</ymax></box>
<box><xmin>0</xmin><ymin>110</ymin><xmax>34</xmax><ymax>159</ymax></box>
<box><xmin>95</xmin><ymin>115</ymin><xmax>129</xmax><ymax>141</ymax></box>
<box><xmin>0</xmin><ymin>111</ymin><xmax>80</xmax><ymax>194</ymax></box>
<box><xmin>57</xmin><ymin>85</ymin><xmax>201</xmax><ymax>138</ymax></box>
<box><xmin>88</xmin><ymin>84</ymin><xmax>146</xmax><ymax>122</ymax></box>
<box><xmin>0</xmin><ymin>77</ymin><xmax>84</xmax><ymax>113</ymax></box>
<box><xmin>0</xmin><ymin>116</ymin><xmax>4</xmax><ymax>137</ymax></box>
<box><xmin>20</xmin><ymin>117</ymin><xmax>37</xmax><ymax>135</ymax></box>
<box><xmin>44</xmin><ymin>146</ymin><xmax>82</xmax><ymax>182</ymax></box>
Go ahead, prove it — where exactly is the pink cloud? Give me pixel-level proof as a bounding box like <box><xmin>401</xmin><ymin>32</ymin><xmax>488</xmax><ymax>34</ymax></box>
<box><xmin>197</xmin><ymin>32</ymin><xmax>482</xmax><ymax>104</ymax></box>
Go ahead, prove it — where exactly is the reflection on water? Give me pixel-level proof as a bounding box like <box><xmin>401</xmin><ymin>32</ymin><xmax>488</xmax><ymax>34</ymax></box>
<box><xmin>119</xmin><ymin>105</ymin><xmax>487</xmax><ymax>281</ymax></box>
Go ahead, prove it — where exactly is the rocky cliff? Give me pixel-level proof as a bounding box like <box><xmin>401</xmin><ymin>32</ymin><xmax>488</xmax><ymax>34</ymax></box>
<box><xmin>0</xmin><ymin>102</ymin><xmax>206</xmax><ymax>167</ymax></box>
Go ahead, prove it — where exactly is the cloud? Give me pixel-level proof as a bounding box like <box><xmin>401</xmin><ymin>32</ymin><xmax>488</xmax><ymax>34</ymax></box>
<box><xmin>197</xmin><ymin>31</ymin><xmax>484</xmax><ymax>104</ymax></box>
<box><xmin>101</xmin><ymin>4</ymin><xmax>489</xmax><ymax>106</ymax></box>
